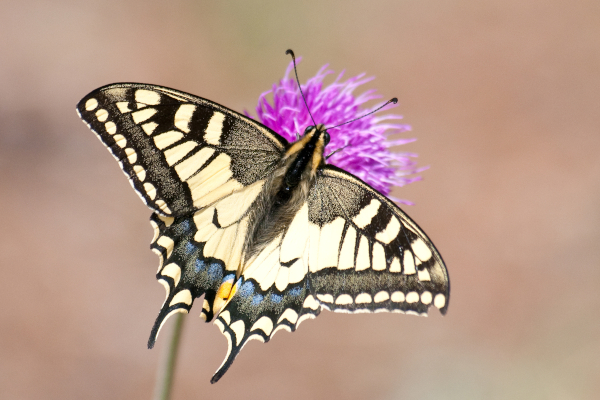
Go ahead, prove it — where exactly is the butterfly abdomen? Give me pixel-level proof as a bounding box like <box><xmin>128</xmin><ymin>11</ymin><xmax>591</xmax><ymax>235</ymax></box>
<box><xmin>243</xmin><ymin>127</ymin><xmax>326</xmax><ymax>261</ymax></box>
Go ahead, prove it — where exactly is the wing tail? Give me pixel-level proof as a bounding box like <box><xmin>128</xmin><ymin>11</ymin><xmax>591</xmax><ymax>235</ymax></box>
<box><xmin>210</xmin><ymin>318</ymin><xmax>244</xmax><ymax>383</ymax></box>
<box><xmin>148</xmin><ymin>302</ymin><xmax>192</xmax><ymax>349</ymax></box>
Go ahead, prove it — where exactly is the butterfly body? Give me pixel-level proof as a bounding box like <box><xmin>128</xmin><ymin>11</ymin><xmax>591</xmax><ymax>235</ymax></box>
<box><xmin>247</xmin><ymin>125</ymin><xmax>327</xmax><ymax>259</ymax></box>
<box><xmin>77</xmin><ymin>82</ymin><xmax>449</xmax><ymax>383</ymax></box>
<box><xmin>205</xmin><ymin>126</ymin><xmax>327</xmax><ymax>320</ymax></box>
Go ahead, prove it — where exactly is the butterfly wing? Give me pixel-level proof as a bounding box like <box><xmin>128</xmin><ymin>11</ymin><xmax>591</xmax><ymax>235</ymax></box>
<box><xmin>76</xmin><ymin>83</ymin><xmax>290</xmax><ymax>347</ymax></box>
<box><xmin>147</xmin><ymin>186</ymin><xmax>260</xmax><ymax>349</ymax></box>
<box><xmin>76</xmin><ymin>83</ymin><xmax>287</xmax><ymax>217</ymax></box>
<box><xmin>209</xmin><ymin>166</ymin><xmax>448</xmax><ymax>382</ymax></box>
<box><xmin>306</xmin><ymin>165</ymin><xmax>449</xmax><ymax>315</ymax></box>
<box><xmin>210</xmin><ymin>201</ymin><xmax>318</xmax><ymax>383</ymax></box>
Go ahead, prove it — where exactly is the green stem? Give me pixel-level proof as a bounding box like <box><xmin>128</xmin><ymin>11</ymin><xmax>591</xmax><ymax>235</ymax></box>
<box><xmin>152</xmin><ymin>312</ymin><xmax>185</xmax><ymax>400</ymax></box>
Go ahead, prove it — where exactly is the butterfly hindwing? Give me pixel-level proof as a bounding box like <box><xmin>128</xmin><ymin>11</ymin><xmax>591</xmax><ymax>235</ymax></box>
<box><xmin>148</xmin><ymin>178</ymin><xmax>269</xmax><ymax>347</ymax></box>
<box><xmin>76</xmin><ymin>83</ymin><xmax>287</xmax><ymax>217</ymax></box>
<box><xmin>210</xmin><ymin>203</ymin><xmax>322</xmax><ymax>382</ymax></box>
<box><xmin>306</xmin><ymin>165</ymin><xmax>449</xmax><ymax>315</ymax></box>
<box><xmin>148</xmin><ymin>214</ymin><xmax>217</xmax><ymax>346</ymax></box>
<box><xmin>211</xmin><ymin>277</ymin><xmax>318</xmax><ymax>383</ymax></box>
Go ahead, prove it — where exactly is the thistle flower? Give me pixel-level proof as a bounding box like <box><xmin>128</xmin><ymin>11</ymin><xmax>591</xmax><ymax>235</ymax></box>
<box><xmin>248</xmin><ymin>60</ymin><xmax>424</xmax><ymax>204</ymax></box>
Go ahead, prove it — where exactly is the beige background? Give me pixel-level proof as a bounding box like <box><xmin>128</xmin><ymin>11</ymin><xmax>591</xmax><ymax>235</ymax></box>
<box><xmin>1</xmin><ymin>1</ymin><xmax>599</xmax><ymax>399</ymax></box>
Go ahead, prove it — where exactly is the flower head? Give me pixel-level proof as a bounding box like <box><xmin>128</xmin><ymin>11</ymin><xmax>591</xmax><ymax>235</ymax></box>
<box><xmin>248</xmin><ymin>60</ymin><xmax>424</xmax><ymax>203</ymax></box>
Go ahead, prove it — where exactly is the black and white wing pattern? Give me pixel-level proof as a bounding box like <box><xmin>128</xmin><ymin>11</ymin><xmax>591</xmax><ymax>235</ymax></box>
<box><xmin>77</xmin><ymin>82</ymin><xmax>449</xmax><ymax>384</ymax></box>
<box><xmin>306</xmin><ymin>166</ymin><xmax>449</xmax><ymax>314</ymax></box>
<box><xmin>210</xmin><ymin>165</ymin><xmax>449</xmax><ymax>382</ymax></box>
<box><xmin>210</xmin><ymin>203</ymin><xmax>318</xmax><ymax>382</ymax></box>
<box><xmin>76</xmin><ymin>83</ymin><xmax>288</xmax><ymax>345</ymax></box>
<box><xmin>76</xmin><ymin>83</ymin><xmax>287</xmax><ymax>217</ymax></box>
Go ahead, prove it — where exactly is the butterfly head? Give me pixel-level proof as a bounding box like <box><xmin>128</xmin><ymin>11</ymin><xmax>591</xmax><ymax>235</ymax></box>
<box><xmin>302</xmin><ymin>124</ymin><xmax>330</xmax><ymax>146</ymax></box>
<box><xmin>283</xmin><ymin>124</ymin><xmax>331</xmax><ymax>179</ymax></box>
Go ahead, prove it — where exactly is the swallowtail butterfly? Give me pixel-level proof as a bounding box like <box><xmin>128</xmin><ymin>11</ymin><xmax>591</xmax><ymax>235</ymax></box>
<box><xmin>77</xmin><ymin>56</ymin><xmax>449</xmax><ymax>383</ymax></box>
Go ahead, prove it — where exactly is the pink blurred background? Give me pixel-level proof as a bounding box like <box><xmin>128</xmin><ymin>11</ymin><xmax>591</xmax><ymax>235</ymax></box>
<box><xmin>1</xmin><ymin>1</ymin><xmax>599</xmax><ymax>399</ymax></box>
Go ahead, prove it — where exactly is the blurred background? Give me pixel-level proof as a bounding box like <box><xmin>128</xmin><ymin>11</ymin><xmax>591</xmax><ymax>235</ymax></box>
<box><xmin>1</xmin><ymin>1</ymin><xmax>599</xmax><ymax>399</ymax></box>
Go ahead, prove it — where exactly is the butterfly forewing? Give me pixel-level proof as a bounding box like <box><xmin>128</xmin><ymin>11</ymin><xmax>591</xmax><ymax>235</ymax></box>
<box><xmin>76</xmin><ymin>83</ymin><xmax>287</xmax><ymax>216</ymax></box>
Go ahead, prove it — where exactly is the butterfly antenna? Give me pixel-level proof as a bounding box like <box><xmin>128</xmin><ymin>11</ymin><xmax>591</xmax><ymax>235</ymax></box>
<box><xmin>326</xmin><ymin>97</ymin><xmax>398</xmax><ymax>130</ymax></box>
<box><xmin>286</xmin><ymin>49</ymin><xmax>317</xmax><ymax>127</ymax></box>
<box><xmin>326</xmin><ymin>144</ymin><xmax>349</xmax><ymax>160</ymax></box>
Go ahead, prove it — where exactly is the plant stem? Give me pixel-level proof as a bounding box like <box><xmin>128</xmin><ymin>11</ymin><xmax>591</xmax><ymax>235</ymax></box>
<box><xmin>152</xmin><ymin>312</ymin><xmax>185</xmax><ymax>400</ymax></box>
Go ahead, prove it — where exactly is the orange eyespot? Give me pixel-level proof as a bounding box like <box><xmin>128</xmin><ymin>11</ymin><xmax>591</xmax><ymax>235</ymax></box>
<box><xmin>216</xmin><ymin>282</ymin><xmax>234</xmax><ymax>300</ymax></box>
<box><xmin>230</xmin><ymin>281</ymin><xmax>238</xmax><ymax>299</ymax></box>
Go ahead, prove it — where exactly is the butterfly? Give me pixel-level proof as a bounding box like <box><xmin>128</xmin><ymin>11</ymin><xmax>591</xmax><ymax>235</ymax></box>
<box><xmin>76</xmin><ymin>54</ymin><xmax>449</xmax><ymax>383</ymax></box>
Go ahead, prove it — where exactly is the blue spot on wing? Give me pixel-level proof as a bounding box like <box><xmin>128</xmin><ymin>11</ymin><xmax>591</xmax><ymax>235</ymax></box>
<box><xmin>194</xmin><ymin>259</ymin><xmax>206</xmax><ymax>273</ymax></box>
<box><xmin>288</xmin><ymin>286</ymin><xmax>302</xmax><ymax>297</ymax></box>
<box><xmin>185</xmin><ymin>242</ymin><xmax>196</xmax><ymax>254</ymax></box>
<box><xmin>208</xmin><ymin>262</ymin><xmax>223</xmax><ymax>281</ymax></box>
<box><xmin>239</xmin><ymin>281</ymin><xmax>254</xmax><ymax>297</ymax></box>
<box><xmin>180</xmin><ymin>219</ymin><xmax>191</xmax><ymax>232</ymax></box>
<box><xmin>222</xmin><ymin>274</ymin><xmax>235</xmax><ymax>283</ymax></box>
<box><xmin>270</xmin><ymin>293</ymin><xmax>282</xmax><ymax>303</ymax></box>
<box><xmin>252</xmin><ymin>294</ymin><xmax>263</xmax><ymax>305</ymax></box>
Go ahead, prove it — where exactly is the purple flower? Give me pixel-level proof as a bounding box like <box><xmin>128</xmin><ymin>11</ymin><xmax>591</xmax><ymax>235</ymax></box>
<box><xmin>247</xmin><ymin>59</ymin><xmax>425</xmax><ymax>204</ymax></box>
